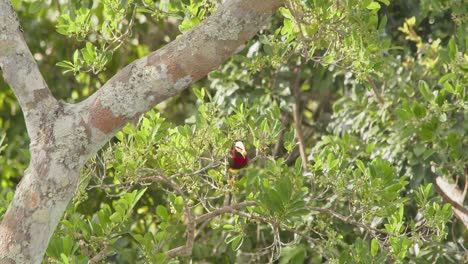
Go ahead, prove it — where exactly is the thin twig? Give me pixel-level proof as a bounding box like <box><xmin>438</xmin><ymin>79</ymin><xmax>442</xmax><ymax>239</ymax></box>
<box><xmin>231</xmin><ymin>209</ymin><xmax>318</xmax><ymax>244</ymax></box>
<box><xmin>195</xmin><ymin>201</ymin><xmax>257</xmax><ymax>224</ymax></box>
<box><xmin>366</xmin><ymin>77</ymin><xmax>384</xmax><ymax>105</ymax></box>
<box><xmin>291</xmin><ymin>66</ymin><xmax>309</xmax><ymax>173</ymax></box>
<box><xmin>308</xmin><ymin>206</ymin><xmax>389</xmax><ymax>237</ymax></box>
<box><xmin>88</xmin><ymin>244</ymin><xmax>110</xmax><ymax>264</ymax></box>
<box><xmin>133</xmin><ymin>172</ymin><xmax>196</xmax><ymax>259</ymax></box>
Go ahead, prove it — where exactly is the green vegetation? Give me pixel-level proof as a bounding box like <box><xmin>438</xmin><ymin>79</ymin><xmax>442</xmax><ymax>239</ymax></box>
<box><xmin>0</xmin><ymin>0</ymin><xmax>467</xmax><ymax>263</ymax></box>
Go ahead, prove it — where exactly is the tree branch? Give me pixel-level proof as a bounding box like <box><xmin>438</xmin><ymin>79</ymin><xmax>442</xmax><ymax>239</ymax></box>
<box><xmin>88</xmin><ymin>244</ymin><xmax>110</xmax><ymax>264</ymax></box>
<box><xmin>0</xmin><ymin>0</ymin><xmax>57</xmax><ymax>132</ymax></box>
<box><xmin>79</xmin><ymin>0</ymin><xmax>284</xmax><ymax>154</ymax></box>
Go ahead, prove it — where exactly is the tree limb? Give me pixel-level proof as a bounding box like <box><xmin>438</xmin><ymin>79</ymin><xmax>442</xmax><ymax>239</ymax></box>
<box><xmin>79</xmin><ymin>0</ymin><xmax>284</xmax><ymax>154</ymax></box>
<box><xmin>0</xmin><ymin>0</ymin><xmax>57</xmax><ymax>133</ymax></box>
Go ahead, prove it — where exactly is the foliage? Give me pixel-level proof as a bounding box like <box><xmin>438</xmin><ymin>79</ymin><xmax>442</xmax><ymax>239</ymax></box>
<box><xmin>0</xmin><ymin>0</ymin><xmax>467</xmax><ymax>263</ymax></box>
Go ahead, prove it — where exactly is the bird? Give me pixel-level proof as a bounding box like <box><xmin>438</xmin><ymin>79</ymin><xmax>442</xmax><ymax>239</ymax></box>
<box><xmin>228</xmin><ymin>140</ymin><xmax>248</xmax><ymax>172</ymax></box>
<box><xmin>225</xmin><ymin>140</ymin><xmax>248</xmax><ymax>206</ymax></box>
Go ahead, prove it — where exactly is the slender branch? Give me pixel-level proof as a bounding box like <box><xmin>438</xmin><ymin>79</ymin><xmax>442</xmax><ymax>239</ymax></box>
<box><xmin>87</xmin><ymin>160</ymin><xmax>222</xmax><ymax>192</ymax></box>
<box><xmin>308</xmin><ymin>206</ymin><xmax>389</xmax><ymax>236</ymax></box>
<box><xmin>195</xmin><ymin>201</ymin><xmax>257</xmax><ymax>224</ymax></box>
<box><xmin>287</xmin><ymin>0</ymin><xmax>311</xmax><ymax>58</ymax></box>
<box><xmin>291</xmin><ymin>65</ymin><xmax>309</xmax><ymax>173</ymax></box>
<box><xmin>88</xmin><ymin>244</ymin><xmax>110</xmax><ymax>264</ymax></box>
<box><xmin>285</xmin><ymin>128</ymin><xmax>314</xmax><ymax>166</ymax></box>
<box><xmin>230</xmin><ymin>209</ymin><xmax>318</xmax><ymax>244</ymax></box>
<box><xmin>366</xmin><ymin>77</ymin><xmax>384</xmax><ymax>105</ymax></box>
<box><xmin>138</xmin><ymin>173</ymin><xmax>195</xmax><ymax>258</ymax></box>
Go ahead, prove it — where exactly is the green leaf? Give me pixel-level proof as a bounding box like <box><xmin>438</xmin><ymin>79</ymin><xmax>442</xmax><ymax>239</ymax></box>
<box><xmin>448</xmin><ymin>38</ymin><xmax>457</xmax><ymax>60</ymax></box>
<box><xmin>384</xmin><ymin>183</ymin><xmax>403</xmax><ymax>194</ymax></box>
<box><xmin>412</xmin><ymin>102</ymin><xmax>426</xmax><ymax>118</ymax></box>
<box><xmin>109</xmin><ymin>212</ymin><xmax>123</xmax><ymax>223</ymax></box>
<box><xmin>60</xmin><ymin>253</ymin><xmax>70</xmax><ymax>264</ymax></box>
<box><xmin>28</xmin><ymin>1</ymin><xmax>43</xmax><ymax>14</ymax></box>
<box><xmin>371</xmin><ymin>238</ymin><xmax>379</xmax><ymax>257</ymax></box>
<box><xmin>443</xmin><ymin>82</ymin><xmax>455</xmax><ymax>93</ymax></box>
<box><xmin>231</xmin><ymin>235</ymin><xmax>244</xmax><ymax>251</ymax></box>
<box><xmin>418</xmin><ymin>124</ymin><xmax>434</xmax><ymax>141</ymax></box>
<box><xmin>173</xmin><ymin>196</ymin><xmax>184</xmax><ymax>213</ymax></box>
<box><xmin>280</xmin><ymin>246</ymin><xmax>306</xmax><ymax>264</ymax></box>
<box><xmin>355</xmin><ymin>159</ymin><xmax>366</xmax><ymax>174</ymax></box>
<box><xmin>56</xmin><ymin>61</ymin><xmax>75</xmax><ymax>70</ymax></box>
<box><xmin>223</xmin><ymin>224</ymin><xmax>235</xmax><ymax>230</ymax></box>
<box><xmin>438</xmin><ymin>73</ymin><xmax>456</xmax><ymax>84</ymax></box>
<box><xmin>284</xmin><ymin>129</ymin><xmax>296</xmax><ymax>152</ymax></box>
<box><xmin>152</xmin><ymin>253</ymin><xmax>167</xmax><ymax>263</ymax></box>
<box><xmin>423</xmin><ymin>149</ymin><xmax>436</xmax><ymax>160</ymax></box>
<box><xmin>418</xmin><ymin>80</ymin><xmax>433</xmax><ymax>101</ymax></box>
<box><xmin>281</xmin><ymin>19</ymin><xmax>294</xmax><ymax>36</ymax></box>
<box><xmin>279</xmin><ymin>7</ymin><xmax>294</xmax><ymax>20</ymax></box>
<box><xmin>413</xmin><ymin>143</ymin><xmax>425</xmax><ymax>157</ymax></box>
<box><xmin>377</xmin><ymin>0</ymin><xmax>390</xmax><ymax>6</ymax></box>
<box><xmin>156</xmin><ymin>205</ymin><xmax>169</xmax><ymax>220</ymax></box>
<box><xmin>73</xmin><ymin>50</ymin><xmax>79</xmax><ymax>64</ymax></box>
<box><xmin>378</xmin><ymin>15</ymin><xmax>388</xmax><ymax>31</ymax></box>
<box><xmin>395</xmin><ymin>108</ymin><xmax>413</xmax><ymax>121</ymax></box>
<box><xmin>261</xmin><ymin>188</ymin><xmax>284</xmax><ymax>213</ymax></box>
<box><xmin>323</xmin><ymin>54</ymin><xmax>334</xmax><ymax>65</ymax></box>
<box><xmin>276</xmin><ymin>177</ymin><xmax>292</xmax><ymax>203</ymax></box>
<box><xmin>193</xmin><ymin>87</ymin><xmax>205</xmax><ymax>100</ymax></box>
<box><xmin>179</xmin><ymin>17</ymin><xmax>201</xmax><ymax>33</ymax></box>
<box><xmin>366</xmin><ymin>2</ymin><xmax>381</xmax><ymax>10</ymax></box>
<box><xmin>62</xmin><ymin>236</ymin><xmax>74</xmax><ymax>255</ymax></box>
<box><xmin>263</xmin><ymin>44</ymin><xmax>273</xmax><ymax>56</ymax></box>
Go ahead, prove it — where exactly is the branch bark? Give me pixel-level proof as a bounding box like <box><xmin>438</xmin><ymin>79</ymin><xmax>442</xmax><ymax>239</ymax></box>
<box><xmin>0</xmin><ymin>0</ymin><xmax>57</xmax><ymax>133</ymax></box>
<box><xmin>0</xmin><ymin>0</ymin><xmax>283</xmax><ymax>263</ymax></box>
<box><xmin>79</xmin><ymin>0</ymin><xmax>284</xmax><ymax>154</ymax></box>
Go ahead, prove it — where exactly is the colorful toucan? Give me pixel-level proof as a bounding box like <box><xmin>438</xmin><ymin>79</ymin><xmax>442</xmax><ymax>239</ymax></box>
<box><xmin>228</xmin><ymin>140</ymin><xmax>248</xmax><ymax>171</ymax></box>
<box><xmin>225</xmin><ymin>140</ymin><xmax>248</xmax><ymax>206</ymax></box>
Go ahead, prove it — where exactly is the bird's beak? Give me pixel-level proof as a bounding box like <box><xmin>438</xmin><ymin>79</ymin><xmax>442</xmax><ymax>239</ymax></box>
<box><xmin>240</xmin><ymin>149</ymin><xmax>247</xmax><ymax>158</ymax></box>
<box><xmin>235</xmin><ymin>146</ymin><xmax>247</xmax><ymax>158</ymax></box>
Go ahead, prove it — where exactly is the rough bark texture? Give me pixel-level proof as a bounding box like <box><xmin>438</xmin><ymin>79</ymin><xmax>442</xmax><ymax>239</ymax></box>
<box><xmin>0</xmin><ymin>0</ymin><xmax>283</xmax><ymax>263</ymax></box>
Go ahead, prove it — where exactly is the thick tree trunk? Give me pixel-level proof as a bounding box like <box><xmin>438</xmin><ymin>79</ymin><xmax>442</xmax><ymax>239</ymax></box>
<box><xmin>0</xmin><ymin>0</ymin><xmax>283</xmax><ymax>262</ymax></box>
